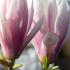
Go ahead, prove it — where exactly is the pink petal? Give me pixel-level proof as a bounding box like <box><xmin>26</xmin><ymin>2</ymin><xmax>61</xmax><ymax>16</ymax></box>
<box><xmin>40</xmin><ymin>0</ymin><xmax>57</xmax><ymax>34</ymax></box>
<box><xmin>54</xmin><ymin>0</ymin><xmax>69</xmax><ymax>41</ymax></box>
<box><xmin>54</xmin><ymin>0</ymin><xmax>69</xmax><ymax>55</ymax></box>
<box><xmin>62</xmin><ymin>24</ymin><xmax>70</xmax><ymax>58</ymax></box>
<box><xmin>0</xmin><ymin>0</ymin><xmax>7</xmax><ymax>17</ymax></box>
<box><xmin>17</xmin><ymin>17</ymin><xmax>44</xmax><ymax>58</ymax></box>
<box><xmin>6</xmin><ymin>0</ymin><xmax>28</xmax><ymax>56</ymax></box>
<box><xmin>48</xmin><ymin>0</ymin><xmax>57</xmax><ymax>32</ymax></box>
<box><xmin>33</xmin><ymin>30</ymin><xmax>44</xmax><ymax>57</ymax></box>
<box><xmin>25</xmin><ymin>0</ymin><xmax>34</xmax><ymax>36</ymax></box>
<box><xmin>0</xmin><ymin>0</ymin><xmax>28</xmax><ymax>58</ymax></box>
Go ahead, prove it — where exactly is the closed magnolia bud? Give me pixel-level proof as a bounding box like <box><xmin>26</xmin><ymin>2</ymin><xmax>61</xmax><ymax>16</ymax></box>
<box><xmin>32</xmin><ymin>0</ymin><xmax>69</xmax><ymax>64</ymax></box>
<box><xmin>0</xmin><ymin>0</ymin><xmax>43</xmax><ymax>60</ymax></box>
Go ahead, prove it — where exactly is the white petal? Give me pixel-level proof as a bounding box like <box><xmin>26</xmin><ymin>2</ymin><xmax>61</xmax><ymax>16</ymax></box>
<box><xmin>54</xmin><ymin>0</ymin><xmax>69</xmax><ymax>40</ymax></box>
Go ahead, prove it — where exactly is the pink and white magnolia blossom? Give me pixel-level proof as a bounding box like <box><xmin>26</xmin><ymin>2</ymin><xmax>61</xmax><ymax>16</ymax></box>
<box><xmin>0</xmin><ymin>0</ymin><xmax>43</xmax><ymax>59</ymax></box>
<box><xmin>32</xmin><ymin>0</ymin><xmax>69</xmax><ymax>63</ymax></box>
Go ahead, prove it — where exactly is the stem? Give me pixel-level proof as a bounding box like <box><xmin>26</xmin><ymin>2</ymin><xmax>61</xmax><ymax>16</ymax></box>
<box><xmin>40</xmin><ymin>57</ymin><xmax>48</xmax><ymax>70</ymax></box>
<box><xmin>8</xmin><ymin>67</ymin><xmax>13</xmax><ymax>70</ymax></box>
<box><xmin>4</xmin><ymin>59</ymin><xmax>15</xmax><ymax>70</ymax></box>
<box><xmin>41</xmin><ymin>62</ymin><xmax>48</xmax><ymax>70</ymax></box>
<box><xmin>9</xmin><ymin>60</ymin><xmax>15</xmax><ymax>70</ymax></box>
<box><xmin>5</xmin><ymin>67</ymin><xmax>13</xmax><ymax>70</ymax></box>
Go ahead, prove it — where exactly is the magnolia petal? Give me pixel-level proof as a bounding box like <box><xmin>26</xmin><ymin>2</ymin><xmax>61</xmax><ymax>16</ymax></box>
<box><xmin>0</xmin><ymin>0</ymin><xmax>7</xmax><ymax>17</ymax></box>
<box><xmin>0</xmin><ymin>24</ymin><xmax>14</xmax><ymax>59</ymax></box>
<box><xmin>6</xmin><ymin>0</ymin><xmax>24</xmax><ymax>19</ymax></box>
<box><xmin>54</xmin><ymin>0</ymin><xmax>69</xmax><ymax>55</ymax></box>
<box><xmin>0</xmin><ymin>16</ymin><xmax>14</xmax><ymax>59</ymax></box>
<box><xmin>33</xmin><ymin>0</ymin><xmax>47</xmax><ymax>36</ymax></box>
<box><xmin>32</xmin><ymin>30</ymin><xmax>44</xmax><ymax>57</ymax></box>
<box><xmin>62</xmin><ymin>24</ymin><xmax>70</xmax><ymax>58</ymax></box>
<box><xmin>54</xmin><ymin>0</ymin><xmax>69</xmax><ymax>43</ymax></box>
<box><xmin>25</xmin><ymin>0</ymin><xmax>34</xmax><ymax>36</ymax></box>
<box><xmin>40</xmin><ymin>0</ymin><xmax>58</xmax><ymax>34</ymax></box>
<box><xmin>0</xmin><ymin>38</ymin><xmax>14</xmax><ymax>59</ymax></box>
<box><xmin>56</xmin><ymin>0</ymin><xmax>62</xmax><ymax>6</ymax></box>
<box><xmin>48</xmin><ymin>0</ymin><xmax>57</xmax><ymax>32</ymax></box>
<box><xmin>0</xmin><ymin>0</ymin><xmax>28</xmax><ymax>59</ymax></box>
<box><xmin>33</xmin><ymin>0</ymin><xmax>44</xmax><ymax>22</ymax></box>
<box><xmin>5</xmin><ymin>0</ymin><xmax>28</xmax><ymax>56</ymax></box>
<box><xmin>17</xmin><ymin>17</ymin><xmax>44</xmax><ymax>58</ymax></box>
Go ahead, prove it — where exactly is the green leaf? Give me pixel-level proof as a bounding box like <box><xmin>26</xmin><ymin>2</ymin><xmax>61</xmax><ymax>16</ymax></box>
<box><xmin>13</xmin><ymin>64</ymin><xmax>23</xmax><ymax>69</ymax></box>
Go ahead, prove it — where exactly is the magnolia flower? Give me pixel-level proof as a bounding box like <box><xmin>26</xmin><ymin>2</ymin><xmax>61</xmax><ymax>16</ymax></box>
<box><xmin>32</xmin><ymin>0</ymin><xmax>69</xmax><ymax>63</ymax></box>
<box><xmin>0</xmin><ymin>0</ymin><xmax>43</xmax><ymax>60</ymax></box>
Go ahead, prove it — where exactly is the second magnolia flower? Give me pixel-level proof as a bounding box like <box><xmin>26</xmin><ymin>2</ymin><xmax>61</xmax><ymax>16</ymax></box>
<box><xmin>32</xmin><ymin>0</ymin><xmax>69</xmax><ymax>63</ymax></box>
